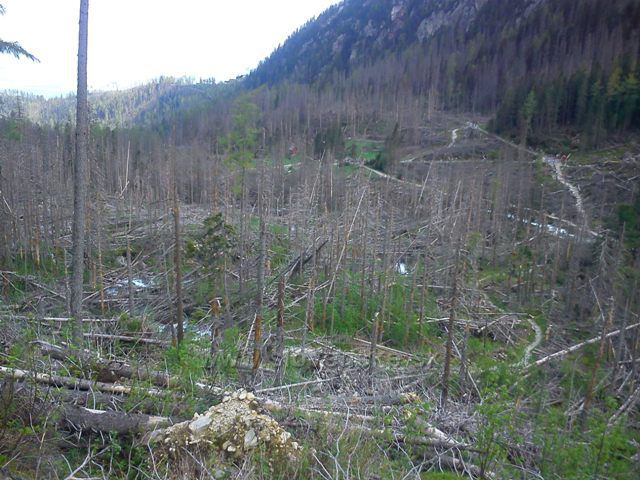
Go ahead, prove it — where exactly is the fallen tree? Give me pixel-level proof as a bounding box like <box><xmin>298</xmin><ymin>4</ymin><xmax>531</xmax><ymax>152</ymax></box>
<box><xmin>0</xmin><ymin>365</ymin><xmax>161</xmax><ymax>396</ymax></box>
<box><xmin>62</xmin><ymin>405</ymin><xmax>171</xmax><ymax>434</ymax></box>
<box><xmin>531</xmin><ymin>322</ymin><xmax>640</xmax><ymax>368</ymax></box>
<box><xmin>35</xmin><ymin>340</ymin><xmax>174</xmax><ymax>387</ymax></box>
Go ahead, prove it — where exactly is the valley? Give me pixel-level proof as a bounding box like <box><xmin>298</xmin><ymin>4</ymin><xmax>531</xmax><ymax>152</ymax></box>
<box><xmin>1</xmin><ymin>107</ymin><xmax>638</xmax><ymax>478</ymax></box>
<box><xmin>1</xmin><ymin>0</ymin><xmax>639</xmax><ymax>479</ymax></box>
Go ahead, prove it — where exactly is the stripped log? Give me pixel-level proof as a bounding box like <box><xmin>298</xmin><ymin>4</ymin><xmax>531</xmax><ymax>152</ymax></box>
<box><xmin>531</xmin><ymin>322</ymin><xmax>640</xmax><ymax>368</ymax></box>
<box><xmin>84</xmin><ymin>333</ymin><xmax>169</xmax><ymax>345</ymax></box>
<box><xmin>0</xmin><ymin>365</ymin><xmax>160</xmax><ymax>396</ymax></box>
<box><xmin>353</xmin><ymin>337</ymin><xmax>419</xmax><ymax>359</ymax></box>
<box><xmin>13</xmin><ymin>316</ymin><xmax>118</xmax><ymax>324</ymax></box>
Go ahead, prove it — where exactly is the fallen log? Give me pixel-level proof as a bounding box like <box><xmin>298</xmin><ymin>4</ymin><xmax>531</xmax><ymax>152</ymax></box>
<box><xmin>425</xmin><ymin>453</ymin><xmax>494</xmax><ymax>479</ymax></box>
<box><xmin>531</xmin><ymin>322</ymin><xmax>640</xmax><ymax>368</ymax></box>
<box><xmin>84</xmin><ymin>333</ymin><xmax>169</xmax><ymax>345</ymax></box>
<box><xmin>262</xmin><ymin>396</ymin><xmax>462</xmax><ymax>450</ymax></box>
<box><xmin>255</xmin><ymin>377</ymin><xmax>337</xmax><ymax>394</ymax></box>
<box><xmin>343</xmin><ymin>392</ymin><xmax>420</xmax><ymax>406</ymax></box>
<box><xmin>4</xmin><ymin>273</ymin><xmax>66</xmax><ymax>299</ymax></box>
<box><xmin>13</xmin><ymin>380</ymin><xmax>119</xmax><ymax>409</ymax></box>
<box><xmin>0</xmin><ymin>365</ymin><xmax>162</xmax><ymax>396</ymax></box>
<box><xmin>5</xmin><ymin>380</ymin><xmax>195</xmax><ymax>419</ymax></box>
<box><xmin>3</xmin><ymin>359</ymin><xmax>225</xmax><ymax>400</ymax></box>
<box><xmin>35</xmin><ymin>340</ymin><xmax>174</xmax><ymax>387</ymax></box>
<box><xmin>14</xmin><ymin>316</ymin><xmax>118</xmax><ymax>324</ymax></box>
<box><xmin>607</xmin><ymin>385</ymin><xmax>640</xmax><ymax>428</ymax></box>
<box><xmin>63</xmin><ymin>405</ymin><xmax>171</xmax><ymax>434</ymax></box>
<box><xmin>352</xmin><ymin>337</ymin><xmax>419</xmax><ymax>360</ymax></box>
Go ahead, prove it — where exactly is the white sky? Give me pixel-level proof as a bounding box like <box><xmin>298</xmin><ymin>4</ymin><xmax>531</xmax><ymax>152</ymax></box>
<box><xmin>0</xmin><ymin>0</ymin><xmax>339</xmax><ymax>98</ymax></box>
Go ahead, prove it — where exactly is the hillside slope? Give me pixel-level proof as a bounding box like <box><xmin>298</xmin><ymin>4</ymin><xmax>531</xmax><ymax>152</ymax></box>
<box><xmin>2</xmin><ymin>0</ymin><xmax>638</xmax><ymax>140</ymax></box>
<box><xmin>0</xmin><ymin>77</ymin><xmax>238</xmax><ymax>128</ymax></box>
<box><xmin>248</xmin><ymin>0</ymin><xmax>640</xmax><ymax>139</ymax></box>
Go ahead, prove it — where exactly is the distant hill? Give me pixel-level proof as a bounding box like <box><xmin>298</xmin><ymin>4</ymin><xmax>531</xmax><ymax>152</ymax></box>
<box><xmin>0</xmin><ymin>77</ymin><xmax>239</xmax><ymax>128</ymax></box>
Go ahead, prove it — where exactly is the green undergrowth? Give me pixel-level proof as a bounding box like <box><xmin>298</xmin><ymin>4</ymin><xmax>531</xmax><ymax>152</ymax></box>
<box><xmin>282</xmin><ymin>269</ymin><xmax>441</xmax><ymax>351</ymax></box>
<box><xmin>346</xmin><ymin>137</ymin><xmax>383</xmax><ymax>161</ymax></box>
<box><xmin>422</xmin><ymin>474</ymin><xmax>465</xmax><ymax>479</ymax></box>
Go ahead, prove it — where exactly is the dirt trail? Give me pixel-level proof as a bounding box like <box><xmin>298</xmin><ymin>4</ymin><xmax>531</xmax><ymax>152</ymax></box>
<box><xmin>542</xmin><ymin>156</ymin><xmax>597</xmax><ymax>237</ymax></box>
<box><xmin>361</xmin><ymin>164</ymin><xmax>424</xmax><ymax>189</ymax></box>
<box><xmin>467</xmin><ymin>123</ymin><xmax>538</xmax><ymax>156</ymax></box>
<box><xmin>448</xmin><ymin>128</ymin><xmax>460</xmax><ymax>148</ymax></box>
<box><xmin>521</xmin><ymin>317</ymin><xmax>543</xmax><ymax>367</ymax></box>
<box><xmin>477</xmin><ymin>289</ymin><xmax>543</xmax><ymax>367</ymax></box>
<box><xmin>462</xmin><ymin>123</ymin><xmax>605</xmax><ymax>366</ymax></box>
<box><xmin>466</xmin><ymin>123</ymin><xmax>598</xmax><ymax>238</ymax></box>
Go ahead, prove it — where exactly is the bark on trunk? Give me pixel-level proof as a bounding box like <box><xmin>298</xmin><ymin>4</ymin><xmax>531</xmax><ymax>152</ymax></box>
<box><xmin>70</xmin><ymin>0</ymin><xmax>89</xmax><ymax>344</ymax></box>
<box><xmin>62</xmin><ymin>405</ymin><xmax>170</xmax><ymax>433</ymax></box>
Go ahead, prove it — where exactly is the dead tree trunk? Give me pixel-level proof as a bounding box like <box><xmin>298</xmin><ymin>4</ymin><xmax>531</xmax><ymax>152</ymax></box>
<box><xmin>253</xmin><ymin>160</ymin><xmax>266</xmax><ymax>377</ymax></box>
<box><xmin>368</xmin><ymin>312</ymin><xmax>380</xmax><ymax>379</ymax></box>
<box><xmin>172</xmin><ymin>154</ymin><xmax>184</xmax><ymax>346</ymax></box>
<box><xmin>581</xmin><ymin>297</ymin><xmax>614</xmax><ymax>430</ymax></box>
<box><xmin>70</xmin><ymin>0</ymin><xmax>89</xmax><ymax>344</ymax></box>
<box><xmin>126</xmin><ymin>186</ymin><xmax>135</xmax><ymax>315</ymax></box>
<box><xmin>275</xmin><ymin>277</ymin><xmax>286</xmax><ymax>385</ymax></box>
<box><xmin>441</xmin><ymin>248</ymin><xmax>461</xmax><ymax>409</ymax></box>
<box><xmin>62</xmin><ymin>405</ymin><xmax>170</xmax><ymax>434</ymax></box>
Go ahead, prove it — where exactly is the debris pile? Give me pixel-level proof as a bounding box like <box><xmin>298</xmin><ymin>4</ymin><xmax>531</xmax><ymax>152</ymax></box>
<box><xmin>148</xmin><ymin>390</ymin><xmax>302</xmax><ymax>463</ymax></box>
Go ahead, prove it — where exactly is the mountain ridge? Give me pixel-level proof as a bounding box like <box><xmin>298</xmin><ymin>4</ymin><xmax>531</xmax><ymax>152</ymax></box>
<box><xmin>2</xmin><ymin>0</ymin><xmax>639</xmax><ymax>141</ymax></box>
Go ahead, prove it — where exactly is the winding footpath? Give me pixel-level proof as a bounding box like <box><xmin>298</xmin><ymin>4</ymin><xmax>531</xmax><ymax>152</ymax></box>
<box><xmin>360</xmin><ymin>163</ymin><xmax>425</xmax><ymax>189</ymax></box>
<box><xmin>521</xmin><ymin>317</ymin><xmax>543</xmax><ymax>367</ymax></box>
<box><xmin>465</xmin><ymin>123</ymin><xmax>599</xmax><ymax>239</ymax></box>
<box><xmin>543</xmin><ymin>156</ymin><xmax>598</xmax><ymax>237</ymax></box>
<box><xmin>460</xmin><ymin>123</ymin><xmax>600</xmax><ymax>365</ymax></box>
<box><xmin>448</xmin><ymin>128</ymin><xmax>460</xmax><ymax>148</ymax></box>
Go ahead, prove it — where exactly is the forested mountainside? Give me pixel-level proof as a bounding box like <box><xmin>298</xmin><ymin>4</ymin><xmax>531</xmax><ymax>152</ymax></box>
<box><xmin>0</xmin><ymin>77</ymin><xmax>236</xmax><ymax>128</ymax></box>
<box><xmin>249</xmin><ymin>0</ymin><xmax>640</xmax><ymax>141</ymax></box>
<box><xmin>1</xmin><ymin>0</ymin><xmax>640</xmax><ymax>479</ymax></box>
<box><xmin>5</xmin><ymin>0</ymin><xmax>639</xmax><ymax>143</ymax></box>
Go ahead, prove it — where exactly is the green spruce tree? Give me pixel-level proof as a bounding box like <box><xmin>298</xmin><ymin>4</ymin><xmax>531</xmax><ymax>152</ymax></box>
<box><xmin>0</xmin><ymin>4</ymin><xmax>39</xmax><ymax>61</ymax></box>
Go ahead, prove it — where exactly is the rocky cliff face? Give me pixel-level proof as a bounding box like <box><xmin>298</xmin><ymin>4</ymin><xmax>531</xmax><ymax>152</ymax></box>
<box><xmin>248</xmin><ymin>0</ymin><xmax>549</xmax><ymax>86</ymax></box>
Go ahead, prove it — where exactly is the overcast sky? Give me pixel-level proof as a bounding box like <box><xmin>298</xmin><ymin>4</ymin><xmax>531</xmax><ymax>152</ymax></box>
<box><xmin>0</xmin><ymin>0</ymin><xmax>339</xmax><ymax>98</ymax></box>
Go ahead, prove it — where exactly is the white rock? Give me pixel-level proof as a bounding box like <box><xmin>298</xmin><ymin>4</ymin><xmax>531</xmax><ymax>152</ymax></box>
<box><xmin>189</xmin><ymin>415</ymin><xmax>212</xmax><ymax>435</ymax></box>
<box><xmin>244</xmin><ymin>429</ymin><xmax>258</xmax><ymax>449</ymax></box>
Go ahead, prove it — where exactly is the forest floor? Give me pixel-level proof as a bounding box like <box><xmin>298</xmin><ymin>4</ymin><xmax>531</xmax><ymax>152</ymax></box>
<box><xmin>1</xmin><ymin>113</ymin><xmax>639</xmax><ymax>479</ymax></box>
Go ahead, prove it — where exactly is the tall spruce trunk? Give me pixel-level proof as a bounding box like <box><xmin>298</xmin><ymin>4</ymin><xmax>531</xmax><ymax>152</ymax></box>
<box><xmin>253</xmin><ymin>160</ymin><xmax>266</xmax><ymax>377</ymax></box>
<box><xmin>70</xmin><ymin>0</ymin><xmax>89</xmax><ymax>344</ymax></box>
<box><xmin>126</xmin><ymin>192</ymin><xmax>134</xmax><ymax>314</ymax></box>
<box><xmin>441</xmin><ymin>248</ymin><xmax>461</xmax><ymax>409</ymax></box>
<box><xmin>173</xmin><ymin>165</ymin><xmax>184</xmax><ymax>346</ymax></box>
<box><xmin>275</xmin><ymin>277</ymin><xmax>286</xmax><ymax>385</ymax></box>
<box><xmin>581</xmin><ymin>297</ymin><xmax>614</xmax><ymax>430</ymax></box>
